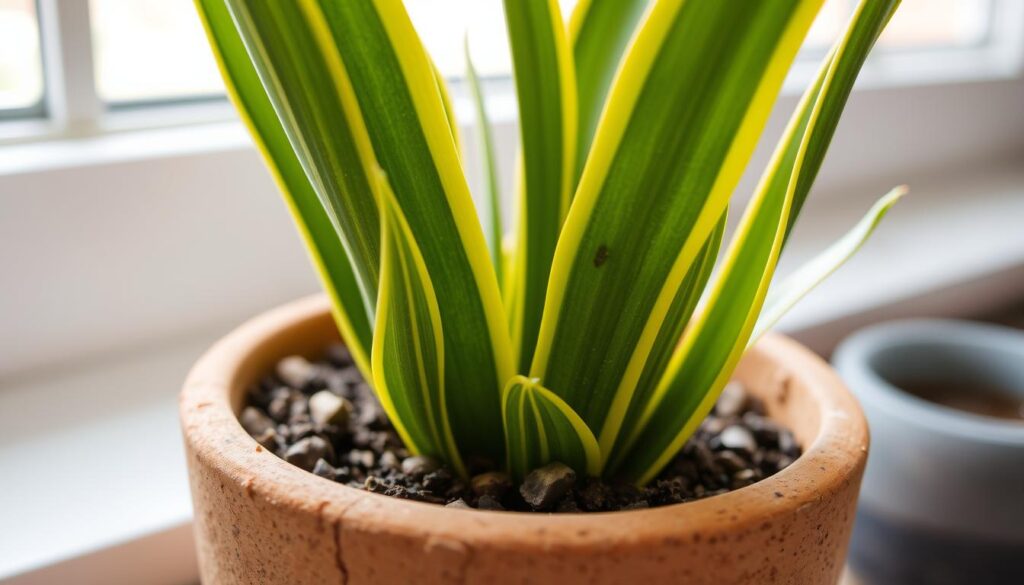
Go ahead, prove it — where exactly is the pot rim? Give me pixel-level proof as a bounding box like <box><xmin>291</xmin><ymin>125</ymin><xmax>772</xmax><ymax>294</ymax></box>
<box><xmin>834</xmin><ymin>318</ymin><xmax>1024</xmax><ymax>446</ymax></box>
<box><xmin>181</xmin><ymin>294</ymin><xmax>867</xmax><ymax>549</ymax></box>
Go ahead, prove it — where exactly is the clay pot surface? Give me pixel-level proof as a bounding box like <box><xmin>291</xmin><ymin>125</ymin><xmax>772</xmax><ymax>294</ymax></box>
<box><xmin>181</xmin><ymin>295</ymin><xmax>868</xmax><ymax>585</ymax></box>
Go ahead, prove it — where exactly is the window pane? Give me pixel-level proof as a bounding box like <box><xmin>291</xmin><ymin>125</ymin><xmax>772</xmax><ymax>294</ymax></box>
<box><xmin>0</xmin><ymin>0</ymin><xmax>43</xmax><ymax>111</ymax></box>
<box><xmin>408</xmin><ymin>0</ymin><xmax>585</xmax><ymax>78</ymax></box>
<box><xmin>408</xmin><ymin>0</ymin><xmax>512</xmax><ymax>78</ymax></box>
<box><xmin>877</xmin><ymin>0</ymin><xmax>990</xmax><ymax>49</ymax></box>
<box><xmin>416</xmin><ymin>0</ymin><xmax>995</xmax><ymax>80</ymax></box>
<box><xmin>805</xmin><ymin>0</ymin><xmax>991</xmax><ymax>51</ymax></box>
<box><xmin>90</xmin><ymin>0</ymin><xmax>224</xmax><ymax>104</ymax></box>
<box><xmin>804</xmin><ymin>0</ymin><xmax>852</xmax><ymax>51</ymax></box>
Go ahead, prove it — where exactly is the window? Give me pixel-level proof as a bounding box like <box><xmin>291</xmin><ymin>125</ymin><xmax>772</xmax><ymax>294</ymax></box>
<box><xmin>420</xmin><ymin>0</ymin><xmax>1007</xmax><ymax>79</ymax></box>
<box><xmin>806</xmin><ymin>0</ymin><xmax>991</xmax><ymax>52</ymax></box>
<box><xmin>90</xmin><ymin>0</ymin><xmax>224</xmax><ymax>105</ymax></box>
<box><xmin>0</xmin><ymin>0</ymin><xmax>1019</xmax><ymax>136</ymax></box>
<box><xmin>876</xmin><ymin>0</ymin><xmax>990</xmax><ymax>50</ymax></box>
<box><xmin>0</xmin><ymin>0</ymin><xmax>43</xmax><ymax>117</ymax></box>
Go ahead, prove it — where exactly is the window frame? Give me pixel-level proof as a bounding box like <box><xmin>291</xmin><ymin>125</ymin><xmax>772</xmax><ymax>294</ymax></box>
<box><xmin>1</xmin><ymin>0</ymin><xmax>1022</xmax><ymax>144</ymax></box>
<box><xmin>22</xmin><ymin>0</ymin><xmax>230</xmax><ymax>135</ymax></box>
<box><xmin>0</xmin><ymin>0</ymin><xmax>46</xmax><ymax>120</ymax></box>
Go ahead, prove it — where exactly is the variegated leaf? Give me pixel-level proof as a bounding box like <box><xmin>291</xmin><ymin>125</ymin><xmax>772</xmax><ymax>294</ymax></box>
<box><xmin>612</xmin><ymin>0</ymin><xmax>902</xmax><ymax>484</ymax></box>
<box><xmin>503</xmin><ymin>375</ymin><xmax>601</xmax><ymax>480</ymax></box>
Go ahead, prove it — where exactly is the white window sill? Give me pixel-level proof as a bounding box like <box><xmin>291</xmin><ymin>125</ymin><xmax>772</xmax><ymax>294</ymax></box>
<box><xmin>776</xmin><ymin>161</ymin><xmax>1024</xmax><ymax>351</ymax></box>
<box><xmin>2</xmin><ymin>159</ymin><xmax>1023</xmax><ymax>584</ymax></box>
<box><xmin>0</xmin><ymin>333</ymin><xmax>204</xmax><ymax>584</ymax></box>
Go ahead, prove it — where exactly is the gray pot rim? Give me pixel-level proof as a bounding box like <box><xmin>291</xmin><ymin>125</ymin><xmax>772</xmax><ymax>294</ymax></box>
<box><xmin>833</xmin><ymin>318</ymin><xmax>1024</xmax><ymax>446</ymax></box>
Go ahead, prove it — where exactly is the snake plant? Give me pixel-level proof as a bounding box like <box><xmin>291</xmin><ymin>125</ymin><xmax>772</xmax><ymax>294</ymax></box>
<box><xmin>196</xmin><ymin>0</ymin><xmax>903</xmax><ymax>485</ymax></box>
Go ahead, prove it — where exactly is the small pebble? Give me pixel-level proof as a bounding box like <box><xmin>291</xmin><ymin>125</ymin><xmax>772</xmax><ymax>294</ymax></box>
<box><xmin>401</xmin><ymin>456</ymin><xmax>440</xmax><ymax>478</ymax></box>
<box><xmin>714</xmin><ymin>450</ymin><xmax>748</xmax><ymax>473</ymax></box>
<box><xmin>288</xmin><ymin>395</ymin><xmax>309</xmax><ymax>422</ymax></box>
<box><xmin>718</xmin><ymin>425</ymin><xmax>757</xmax><ymax>453</ymax></box>
<box><xmin>702</xmin><ymin>416</ymin><xmax>729</xmax><ymax>435</ymax></box>
<box><xmin>326</xmin><ymin>344</ymin><xmax>354</xmax><ymax>367</ymax></box>
<box><xmin>312</xmin><ymin>458</ymin><xmax>338</xmax><ymax>480</ymax></box>
<box><xmin>422</xmin><ymin>469</ymin><xmax>453</xmax><ymax>493</ymax></box>
<box><xmin>715</xmin><ymin>381</ymin><xmax>749</xmax><ymax>417</ymax></box>
<box><xmin>240</xmin><ymin>406</ymin><xmax>274</xmax><ymax>437</ymax></box>
<box><xmin>355</xmin><ymin>397</ymin><xmax>388</xmax><ymax>429</ymax></box>
<box><xmin>347</xmin><ymin>449</ymin><xmax>375</xmax><ymax>469</ymax></box>
<box><xmin>520</xmin><ymin>462</ymin><xmax>576</xmax><ymax>510</ymax></box>
<box><xmin>284</xmin><ymin>436</ymin><xmax>334</xmax><ymax>471</ymax></box>
<box><xmin>694</xmin><ymin>442</ymin><xmax>716</xmax><ymax>470</ymax></box>
<box><xmin>733</xmin><ymin>468</ymin><xmax>758</xmax><ymax>482</ymax></box>
<box><xmin>731</xmin><ymin>468</ymin><xmax>758</xmax><ymax>489</ymax></box>
<box><xmin>470</xmin><ymin>471</ymin><xmax>512</xmax><ymax>499</ymax></box>
<box><xmin>309</xmin><ymin>390</ymin><xmax>352</xmax><ymax>426</ymax></box>
<box><xmin>476</xmin><ymin>494</ymin><xmax>505</xmax><ymax>510</ymax></box>
<box><xmin>276</xmin><ymin>355</ymin><xmax>317</xmax><ymax>389</ymax></box>
<box><xmin>743</xmin><ymin>412</ymin><xmax>781</xmax><ymax>444</ymax></box>
<box><xmin>288</xmin><ymin>421</ymin><xmax>316</xmax><ymax>441</ymax></box>
<box><xmin>379</xmin><ymin>450</ymin><xmax>400</xmax><ymax>471</ymax></box>
<box><xmin>335</xmin><ymin>465</ymin><xmax>353</xmax><ymax>483</ymax></box>
<box><xmin>267</xmin><ymin>389</ymin><xmax>296</xmax><ymax>423</ymax></box>
<box><xmin>252</xmin><ymin>427</ymin><xmax>280</xmax><ymax>451</ymax></box>
<box><xmin>778</xmin><ymin>429</ymin><xmax>798</xmax><ymax>456</ymax></box>
<box><xmin>445</xmin><ymin>498</ymin><xmax>471</xmax><ymax>509</ymax></box>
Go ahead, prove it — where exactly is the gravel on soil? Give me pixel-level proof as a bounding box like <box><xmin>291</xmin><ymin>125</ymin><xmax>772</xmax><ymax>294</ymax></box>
<box><xmin>241</xmin><ymin>345</ymin><xmax>802</xmax><ymax>512</ymax></box>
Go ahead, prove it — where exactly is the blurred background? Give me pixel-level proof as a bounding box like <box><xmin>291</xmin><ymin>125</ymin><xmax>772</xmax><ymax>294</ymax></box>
<box><xmin>1</xmin><ymin>1</ymin><xmax>1022</xmax><ymax>583</ymax></box>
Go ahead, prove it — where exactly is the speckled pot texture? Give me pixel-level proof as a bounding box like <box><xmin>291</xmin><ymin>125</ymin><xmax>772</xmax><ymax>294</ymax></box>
<box><xmin>180</xmin><ymin>295</ymin><xmax>868</xmax><ymax>585</ymax></box>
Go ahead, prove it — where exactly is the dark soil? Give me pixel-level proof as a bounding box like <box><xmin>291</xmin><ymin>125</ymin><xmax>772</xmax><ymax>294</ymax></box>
<box><xmin>241</xmin><ymin>344</ymin><xmax>802</xmax><ymax>513</ymax></box>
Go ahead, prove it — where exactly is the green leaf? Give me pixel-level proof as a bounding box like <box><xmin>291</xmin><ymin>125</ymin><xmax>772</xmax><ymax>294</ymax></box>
<box><xmin>503</xmin><ymin>375</ymin><xmax>601</xmax><ymax>481</ymax></box>
<box><xmin>780</xmin><ymin>3</ymin><xmax>901</xmax><ymax>246</ymax></box>
<box><xmin>464</xmin><ymin>36</ymin><xmax>503</xmax><ymax>286</ymax></box>
<box><xmin>430</xmin><ymin>56</ymin><xmax>462</xmax><ymax>157</ymax></box>
<box><xmin>502</xmin><ymin>0</ymin><xmax>577</xmax><ymax>372</ymax></box>
<box><xmin>530</xmin><ymin>0</ymin><xmax>824</xmax><ymax>470</ymax></box>
<box><xmin>613</xmin><ymin>0</ymin><xmax>902</xmax><ymax>485</ymax></box>
<box><xmin>601</xmin><ymin>209</ymin><xmax>726</xmax><ymax>461</ymax></box>
<box><xmin>568</xmin><ymin>0</ymin><xmax>650</xmax><ymax>185</ymax></box>
<box><xmin>750</xmin><ymin>186</ymin><xmax>906</xmax><ymax>343</ymax></box>
<box><xmin>372</xmin><ymin>171</ymin><xmax>466</xmax><ymax>477</ymax></box>
<box><xmin>217</xmin><ymin>0</ymin><xmax>382</xmax><ymax>315</ymax></box>
<box><xmin>194</xmin><ymin>0</ymin><xmax>373</xmax><ymax>376</ymax></box>
<box><xmin>313</xmin><ymin>0</ymin><xmax>514</xmax><ymax>463</ymax></box>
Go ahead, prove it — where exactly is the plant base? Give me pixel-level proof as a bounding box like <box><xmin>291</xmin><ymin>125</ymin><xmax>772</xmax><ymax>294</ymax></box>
<box><xmin>181</xmin><ymin>295</ymin><xmax>868</xmax><ymax>585</ymax></box>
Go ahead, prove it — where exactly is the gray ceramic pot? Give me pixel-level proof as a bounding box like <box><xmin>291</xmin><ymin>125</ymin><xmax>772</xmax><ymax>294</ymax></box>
<box><xmin>833</xmin><ymin>319</ymin><xmax>1024</xmax><ymax>585</ymax></box>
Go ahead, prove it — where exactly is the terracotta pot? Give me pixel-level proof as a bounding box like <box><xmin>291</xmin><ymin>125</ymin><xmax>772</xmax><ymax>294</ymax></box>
<box><xmin>181</xmin><ymin>295</ymin><xmax>868</xmax><ymax>585</ymax></box>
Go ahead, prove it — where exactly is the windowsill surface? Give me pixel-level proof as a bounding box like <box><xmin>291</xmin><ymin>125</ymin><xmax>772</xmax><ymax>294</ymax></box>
<box><xmin>0</xmin><ymin>335</ymin><xmax>206</xmax><ymax>583</ymax></box>
<box><xmin>775</xmin><ymin>160</ymin><xmax>1024</xmax><ymax>345</ymax></box>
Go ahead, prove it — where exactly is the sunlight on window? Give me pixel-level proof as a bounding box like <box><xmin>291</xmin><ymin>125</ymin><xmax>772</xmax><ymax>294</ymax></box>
<box><xmin>406</xmin><ymin>0</ymin><xmax>511</xmax><ymax>78</ymax></box>
<box><xmin>417</xmin><ymin>0</ymin><xmax>995</xmax><ymax>79</ymax></box>
<box><xmin>0</xmin><ymin>0</ymin><xmax>1002</xmax><ymax>112</ymax></box>
<box><xmin>0</xmin><ymin>0</ymin><xmax>43</xmax><ymax>111</ymax></box>
<box><xmin>90</xmin><ymin>0</ymin><xmax>224</xmax><ymax>104</ymax></box>
<box><xmin>878</xmin><ymin>0</ymin><xmax>990</xmax><ymax>49</ymax></box>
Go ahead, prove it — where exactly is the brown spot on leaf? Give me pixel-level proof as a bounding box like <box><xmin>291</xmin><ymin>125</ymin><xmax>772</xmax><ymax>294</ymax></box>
<box><xmin>593</xmin><ymin>245</ymin><xmax>609</xmax><ymax>267</ymax></box>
